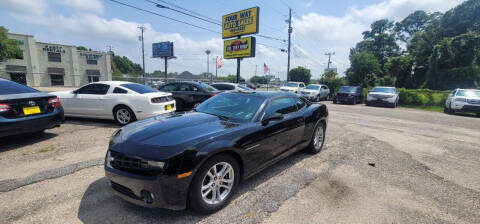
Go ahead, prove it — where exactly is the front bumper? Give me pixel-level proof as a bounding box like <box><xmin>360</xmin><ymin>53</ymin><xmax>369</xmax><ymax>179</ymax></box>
<box><xmin>335</xmin><ymin>95</ymin><xmax>355</xmax><ymax>103</ymax></box>
<box><xmin>366</xmin><ymin>97</ymin><xmax>396</xmax><ymax>106</ymax></box>
<box><xmin>0</xmin><ymin>108</ymin><xmax>64</xmax><ymax>138</ymax></box>
<box><xmin>105</xmin><ymin>161</ymin><xmax>192</xmax><ymax>210</ymax></box>
<box><xmin>455</xmin><ymin>104</ymin><xmax>480</xmax><ymax>113</ymax></box>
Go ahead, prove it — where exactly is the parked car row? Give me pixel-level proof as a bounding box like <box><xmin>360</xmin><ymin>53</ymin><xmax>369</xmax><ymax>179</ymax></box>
<box><xmin>332</xmin><ymin>86</ymin><xmax>399</xmax><ymax>108</ymax></box>
<box><xmin>444</xmin><ymin>89</ymin><xmax>480</xmax><ymax>116</ymax></box>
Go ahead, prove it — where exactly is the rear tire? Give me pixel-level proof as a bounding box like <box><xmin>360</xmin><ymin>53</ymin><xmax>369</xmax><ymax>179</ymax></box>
<box><xmin>113</xmin><ymin>106</ymin><xmax>136</xmax><ymax>126</ymax></box>
<box><xmin>306</xmin><ymin>121</ymin><xmax>326</xmax><ymax>154</ymax></box>
<box><xmin>333</xmin><ymin>100</ymin><xmax>337</xmax><ymax>104</ymax></box>
<box><xmin>188</xmin><ymin>154</ymin><xmax>239</xmax><ymax>214</ymax></box>
<box><xmin>315</xmin><ymin>95</ymin><xmax>321</xmax><ymax>102</ymax></box>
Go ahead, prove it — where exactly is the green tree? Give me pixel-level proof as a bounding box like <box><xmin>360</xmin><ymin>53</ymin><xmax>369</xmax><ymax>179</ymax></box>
<box><xmin>250</xmin><ymin>76</ymin><xmax>269</xmax><ymax>84</ymax></box>
<box><xmin>0</xmin><ymin>26</ymin><xmax>22</xmax><ymax>62</ymax></box>
<box><xmin>394</xmin><ymin>10</ymin><xmax>442</xmax><ymax>43</ymax></box>
<box><xmin>322</xmin><ymin>69</ymin><xmax>338</xmax><ymax>79</ymax></box>
<box><xmin>426</xmin><ymin>31</ymin><xmax>480</xmax><ymax>89</ymax></box>
<box><xmin>360</xmin><ymin>19</ymin><xmax>401</xmax><ymax>73</ymax></box>
<box><xmin>111</xmin><ymin>55</ymin><xmax>143</xmax><ymax>76</ymax></box>
<box><xmin>77</xmin><ymin>46</ymin><xmax>88</xmax><ymax>51</ymax></box>
<box><xmin>346</xmin><ymin>51</ymin><xmax>381</xmax><ymax>87</ymax></box>
<box><xmin>319</xmin><ymin>76</ymin><xmax>346</xmax><ymax>97</ymax></box>
<box><xmin>288</xmin><ymin>66</ymin><xmax>311</xmax><ymax>84</ymax></box>
<box><xmin>385</xmin><ymin>55</ymin><xmax>416</xmax><ymax>88</ymax></box>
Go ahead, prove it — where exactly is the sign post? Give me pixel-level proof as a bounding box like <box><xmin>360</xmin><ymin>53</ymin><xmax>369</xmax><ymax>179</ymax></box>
<box><xmin>222</xmin><ymin>7</ymin><xmax>259</xmax><ymax>83</ymax></box>
<box><xmin>152</xmin><ymin>42</ymin><xmax>175</xmax><ymax>82</ymax></box>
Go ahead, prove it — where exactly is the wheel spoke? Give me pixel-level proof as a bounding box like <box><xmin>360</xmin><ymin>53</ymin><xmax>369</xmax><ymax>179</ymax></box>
<box><xmin>219</xmin><ymin>184</ymin><xmax>231</xmax><ymax>190</ymax></box>
<box><xmin>202</xmin><ymin>187</ymin><xmax>212</xmax><ymax>198</ymax></box>
<box><xmin>202</xmin><ymin>182</ymin><xmax>213</xmax><ymax>191</ymax></box>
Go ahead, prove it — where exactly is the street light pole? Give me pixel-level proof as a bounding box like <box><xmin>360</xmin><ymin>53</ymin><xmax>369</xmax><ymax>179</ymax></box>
<box><xmin>205</xmin><ymin>50</ymin><xmax>211</xmax><ymax>82</ymax></box>
<box><xmin>287</xmin><ymin>8</ymin><xmax>292</xmax><ymax>81</ymax></box>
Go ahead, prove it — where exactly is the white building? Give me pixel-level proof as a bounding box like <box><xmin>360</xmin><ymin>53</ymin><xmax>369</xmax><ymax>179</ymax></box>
<box><xmin>0</xmin><ymin>33</ymin><xmax>112</xmax><ymax>87</ymax></box>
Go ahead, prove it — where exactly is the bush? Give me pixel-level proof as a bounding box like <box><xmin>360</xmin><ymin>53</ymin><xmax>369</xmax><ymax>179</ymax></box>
<box><xmin>397</xmin><ymin>88</ymin><xmax>450</xmax><ymax>107</ymax></box>
<box><xmin>318</xmin><ymin>77</ymin><xmax>346</xmax><ymax>97</ymax></box>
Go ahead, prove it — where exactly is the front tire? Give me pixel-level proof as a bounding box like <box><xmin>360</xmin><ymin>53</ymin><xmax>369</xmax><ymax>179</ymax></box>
<box><xmin>307</xmin><ymin>121</ymin><xmax>326</xmax><ymax>154</ymax></box>
<box><xmin>113</xmin><ymin>106</ymin><xmax>136</xmax><ymax>125</ymax></box>
<box><xmin>189</xmin><ymin>154</ymin><xmax>239</xmax><ymax>214</ymax></box>
<box><xmin>315</xmin><ymin>95</ymin><xmax>321</xmax><ymax>102</ymax></box>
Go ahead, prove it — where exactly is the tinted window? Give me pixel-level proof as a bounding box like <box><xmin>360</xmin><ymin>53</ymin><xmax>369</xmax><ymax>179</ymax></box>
<box><xmin>113</xmin><ymin>87</ymin><xmax>128</xmax><ymax>94</ymax></box>
<box><xmin>372</xmin><ymin>87</ymin><xmax>395</xmax><ymax>93</ymax></box>
<box><xmin>159</xmin><ymin>83</ymin><xmax>177</xmax><ymax>92</ymax></box>
<box><xmin>306</xmin><ymin>85</ymin><xmax>320</xmax><ymax>90</ymax></box>
<box><xmin>265</xmin><ymin>97</ymin><xmax>297</xmax><ymax>116</ymax></box>
<box><xmin>300</xmin><ymin>83</ymin><xmax>305</xmax><ymax>87</ymax></box>
<box><xmin>199</xmin><ymin>83</ymin><xmax>217</xmax><ymax>92</ymax></box>
<box><xmin>212</xmin><ymin>84</ymin><xmax>235</xmax><ymax>90</ymax></box>
<box><xmin>321</xmin><ymin>86</ymin><xmax>328</xmax><ymax>90</ymax></box>
<box><xmin>285</xmin><ymin>82</ymin><xmax>299</xmax><ymax>87</ymax></box>
<box><xmin>0</xmin><ymin>80</ymin><xmax>38</xmax><ymax>95</ymax></box>
<box><xmin>178</xmin><ymin>84</ymin><xmax>197</xmax><ymax>91</ymax></box>
<box><xmin>339</xmin><ymin>86</ymin><xmax>357</xmax><ymax>92</ymax></box>
<box><xmin>78</xmin><ymin>84</ymin><xmax>110</xmax><ymax>95</ymax></box>
<box><xmin>121</xmin><ymin>83</ymin><xmax>158</xmax><ymax>94</ymax></box>
<box><xmin>196</xmin><ymin>93</ymin><xmax>265</xmax><ymax>122</ymax></box>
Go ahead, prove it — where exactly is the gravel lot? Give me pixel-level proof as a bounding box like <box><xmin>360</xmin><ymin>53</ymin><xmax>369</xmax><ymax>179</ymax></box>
<box><xmin>1</xmin><ymin>102</ymin><xmax>479</xmax><ymax>224</ymax></box>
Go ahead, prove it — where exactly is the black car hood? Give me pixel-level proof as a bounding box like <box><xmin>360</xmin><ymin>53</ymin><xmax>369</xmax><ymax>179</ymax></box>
<box><xmin>112</xmin><ymin>112</ymin><xmax>241</xmax><ymax>156</ymax></box>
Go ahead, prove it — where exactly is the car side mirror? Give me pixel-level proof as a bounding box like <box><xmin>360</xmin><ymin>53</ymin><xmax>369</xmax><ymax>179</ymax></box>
<box><xmin>262</xmin><ymin>113</ymin><xmax>283</xmax><ymax>125</ymax></box>
<box><xmin>72</xmin><ymin>90</ymin><xmax>79</xmax><ymax>94</ymax></box>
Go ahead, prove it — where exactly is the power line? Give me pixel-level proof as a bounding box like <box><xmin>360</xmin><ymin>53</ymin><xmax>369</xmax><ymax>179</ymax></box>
<box><xmin>109</xmin><ymin>0</ymin><xmax>221</xmax><ymax>34</ymax></box>
<box><xmin>255</xmin><ymin>34</ymin><xmax>287</xmax><ymax>43</ymax></box>
<box><xmin>145</xmin><ymin>0</ymin><xmax>221</xmax><ymax>26</ymax></box>
<box><xmin>153</xmin><ymin>0</ymin><xmax>221</xmax><ymax>24</ymax></box>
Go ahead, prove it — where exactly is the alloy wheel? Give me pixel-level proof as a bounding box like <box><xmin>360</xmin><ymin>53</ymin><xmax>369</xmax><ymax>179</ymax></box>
<box><xmin>313</xmin><ymin>125</ymin><xmax>324</xmax><ymax>150</ymax></box>
<box><xmin>201</xmin><ymin>162</ymin><xmax>234</xmax><ymax>205</ymax></box>
<box><xmin>116</xmin><ymin>109</ymin><xmax>131</xmax><ymax>125</ymax></box>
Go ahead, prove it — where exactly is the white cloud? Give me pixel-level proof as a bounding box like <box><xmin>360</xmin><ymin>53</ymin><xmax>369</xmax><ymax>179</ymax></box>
<box><xmin>348</xmin><ymin>0</ymin><xmax>465</xmax><ymax>22</ymax></box>
<box><xmin>56</xmin><ymin>0</ymin><xmax>104</xmax><ymax>14</ymax></box>
<box><xmin>0</xmin><ymin>0</ymin><xmax>47</xmax><ymax>15</ymax></box>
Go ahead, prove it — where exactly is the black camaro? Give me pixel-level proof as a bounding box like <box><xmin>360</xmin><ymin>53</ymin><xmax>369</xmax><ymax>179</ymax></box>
<box><xmin>0</xmin><ymin>78</ymin><xmax>64</xmax><ymax>138</ymax></box>
<box><xmin>105</xmin><ymin>91</ymin><xmax>328</xmax><ymax>213</ymax></box>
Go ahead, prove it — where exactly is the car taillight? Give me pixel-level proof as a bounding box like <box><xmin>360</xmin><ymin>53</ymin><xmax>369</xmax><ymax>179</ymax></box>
<box><xmin>48</xmin><ymin>97</ymin><xmax>61</xmax><ymax>108</ymax></box>
<box><xmin>210</xmin><ymin>93</ymin><xmax>216</xmax><ymax>97</ymax></box>
<box><xmin>0</xmin><ymin>104</ymin><xmax>11</xmax><ymax>112</ymax></box>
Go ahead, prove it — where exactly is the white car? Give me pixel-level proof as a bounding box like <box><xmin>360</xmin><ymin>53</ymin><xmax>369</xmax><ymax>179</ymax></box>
<box><xmin>366</xmin><ymin>86</ymin><xmax>399</xmax><ymax>108</ymax></box>
<box><xmin>210</xmin><ymin>82</ymin><xmax>253</xmax><ymax>92</ymax></box>
<box><xmin>444</xmin><ymin>89</ymin><xmax>480</xmax><ymax>116</ymax></box>
<box><xmin>53</xmin><ymin>81</ymin><xmax>176</xmax><ymax>125</ymax></box>
<box><xmin>301</xmin><ymin>84</ymin><xmax>330</xmax><ymax>101</ymax></box>
<box><xmin>279</xmin><ymin>82</ymin><xmax>305</xmax><ymax>94</ymax></box>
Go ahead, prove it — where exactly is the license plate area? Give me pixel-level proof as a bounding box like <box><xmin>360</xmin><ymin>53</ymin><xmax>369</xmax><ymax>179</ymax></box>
<box><xmin>23</xmin><ymin>106</ymin><xmax>41</xmax><ymax>115</ymax></box>
<box><xmin>165</xmin><ymin>104</ymin><xmax>174</xmax><ymax>110</ymax></box>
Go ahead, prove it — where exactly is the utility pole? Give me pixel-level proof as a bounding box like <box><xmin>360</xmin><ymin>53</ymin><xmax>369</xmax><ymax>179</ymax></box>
<box><xmin>325</xmin><ymin>52</ymin><xmax>335</xmax><ymax>70</ymax></box>
<box><xmin>255</xmin><ymin>64</ymin><xmax>257</xmax><ymax>77</ymax></box>
<box><xmin>215</xmin><ymin>56</ymin><xmax>218</xmax><ymax>79</ymax></box>
<box><xmin>138</xmin><ymin>25</ymin><xmax>146</xmax><ymax>82</ymax></box>
<box><xmin>287</xmin><ymin>8</ymin><xmax>292</xmax><ymax>81</ymax></box>
<box><xmin>205</xmin><ymin>50</ymin><xmax>211</xmax><ymax>82</ymax></box>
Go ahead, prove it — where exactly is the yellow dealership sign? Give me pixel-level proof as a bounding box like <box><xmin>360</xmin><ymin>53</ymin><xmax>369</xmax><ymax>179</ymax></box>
<box><xmin>222</xmin><ymin>7</ymin><xmax>259</xmax><ymax>39</ymax></box>
<box><xmin>224</xmin><ymin>37</ymin><xmax>256</xmax><ymax>59</ymax></box>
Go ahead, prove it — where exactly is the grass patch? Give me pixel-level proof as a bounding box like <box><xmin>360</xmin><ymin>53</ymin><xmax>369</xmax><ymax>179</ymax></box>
<box><xmin>37</xmin><ymin>146</ymin><xmax>55</xmax><ymax>153</ymax></box>
<box><xmin>399</xmin><ymin>105</ymin><xmax>444</xmax><ymax>113</ymax></box>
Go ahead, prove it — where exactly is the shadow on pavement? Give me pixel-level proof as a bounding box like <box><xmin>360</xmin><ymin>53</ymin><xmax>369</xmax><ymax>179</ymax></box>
<box><xmin>0</xmin><ymin>131</ymin><xmax>58</xmax><ymax>153</ymax></box>
<box><xmin>77</xmin><ymin>151</ymin><xmax>311</xmax><ymax>224</ymax></box>
<box><xmin>65</xmin><ymin>117</ymin><xmax>120</xmax><ymax>128</ymax></box>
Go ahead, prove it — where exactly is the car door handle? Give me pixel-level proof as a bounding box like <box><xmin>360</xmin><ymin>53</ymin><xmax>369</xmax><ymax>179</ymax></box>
<box><xmin>297</xmin><ymin>118</ymin><xmax>304</xmax><ymax>123</ymax></box>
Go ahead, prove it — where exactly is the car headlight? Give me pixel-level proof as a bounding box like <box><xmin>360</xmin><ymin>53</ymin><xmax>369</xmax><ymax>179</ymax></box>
<box><xmin>386</xmin><ymin>95</ymin><xmax>395</xmax><ymax>98</ymax></box>
<box><xmin>455</xmin><ymin>98</ymin><xmax>467</xmax><ymax>102</ymax></box>
<box><xmin>147</xmin><ymin>160</ymin><xmax>165</xmax><ymax>169</ymax></box>
<box><xmin>106</xmin><ymin>151</ymin><xmax>114</xmax><ymax>163</ymax></box>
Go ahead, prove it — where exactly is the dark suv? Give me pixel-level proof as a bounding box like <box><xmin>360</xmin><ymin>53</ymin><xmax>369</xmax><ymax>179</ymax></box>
<box><xmin>333</xmin><ymin>86</ymin><xmax>363</xmax><ymax>104</ymax></box>
<box><xmin>158</xmin><ymin>81</ymin><xmax>219</xmax><ymax>111</ymax></box>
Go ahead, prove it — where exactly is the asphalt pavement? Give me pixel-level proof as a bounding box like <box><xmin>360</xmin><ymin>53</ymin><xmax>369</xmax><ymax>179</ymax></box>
<box><xmin>0</xmin><ymin>102</ymin><xmax>479</xmax><ymax>224</ymax></box>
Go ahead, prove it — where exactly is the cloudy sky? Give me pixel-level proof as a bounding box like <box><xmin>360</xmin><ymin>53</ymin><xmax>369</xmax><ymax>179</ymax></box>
<box><xmin>0</xmin><ymin>0</ymin><xmax>465</xmax><ymax>80</ymax></box>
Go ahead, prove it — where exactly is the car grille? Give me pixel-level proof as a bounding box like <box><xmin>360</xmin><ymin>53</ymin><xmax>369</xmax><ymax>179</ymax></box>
<box><xmin>467</xmin><ymin>99</ymin><xmax>480</xmax><ymax>105</ymax></box>
<box><xmin>301</xmin><ymin>91</ymin><xmax>311</xmax><ymax>95</ymax></box>
<box><xmin>109</xmin><ymin>151</ymin><xmax>160</xmax><ymax>176</ymax></box>
<box><xmin>370</xmin><ymin>94</ymin><xmax>389</xmax><ymax>99</ymax></box>
<box><xmin>110</xmin><ymin>181</ymin><xmax>142</xmax><ymax>200</ymax></box>
<box><xmin>151</xmin><ymin>96</ymin><xmax>174</xmax><ymax>103</ymax></box>
<box><xmin>337</xmin><ymin>93</ymin><xmax>350</xmax><ymax>97</ymax></box>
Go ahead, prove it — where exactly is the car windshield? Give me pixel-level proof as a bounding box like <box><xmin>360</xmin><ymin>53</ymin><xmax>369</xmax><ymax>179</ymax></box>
<box><xmin>121</xmin><ymin>83</ymin><xmax>158</xmax><ymax>94</ymax></box>
<box><xmin>372</xmin><ymin>87</ymin><xmax>396</xmax><ymax>93</ymax></box>
<box><xmin>199</xmin><ymin>83</ymin><xmax>218</xmax><ymax>92</ymax></box>
<box><xmin>196</xmin><ymin>93</ymin><xmax>265</xmax><ymax>122</ymax></box>
<box><xmin>285</xmin><ymin>82</ymin><xmax>299</xmax><ymax>87</ymax></box>
<box><xmin>339</xmin><ymin>86</ymin><xmax>356</xmax><ymax>92</ymax></box>
<box><xmin>457</xmin><ymin>90</ymin><xmax>480</xmax><ymax>97</ymax></box>
<box><xmin>0</xmin><ymin>80</ymin><xmax>39</xmax><ymax>95</ymax></box>
<box><xmin>306</xmin><ymin>85</ymin><xmax>320</xmax><ymax>90</ymax></box>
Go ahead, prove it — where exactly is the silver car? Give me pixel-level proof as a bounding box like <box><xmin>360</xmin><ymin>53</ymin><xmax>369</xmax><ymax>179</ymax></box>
<box><xmin>300</xmin><ymin>84</ymin><xmax>330</xmax><ymax>102</ymax></box>
<box><xmin>210</xmin><ymin>82</ymin><xmax>253</xmax><ymax>92</ymax></box>
<box><xmin>444</xmin><ymin>89</ymin><xmax>480</xmax><ymax>116</ymax></box>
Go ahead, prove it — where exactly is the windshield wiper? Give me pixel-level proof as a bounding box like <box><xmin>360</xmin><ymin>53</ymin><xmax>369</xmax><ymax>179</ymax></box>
<box><xmin>202</xmin><ymin>112</ymin><xmax>229</xmax><ymax>121</ymax></box>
